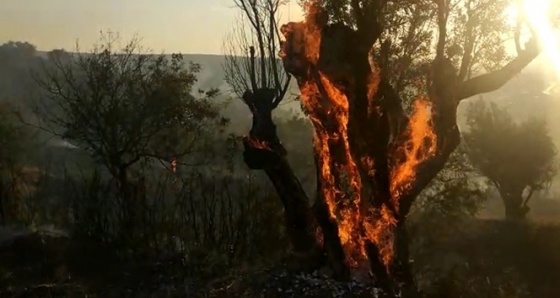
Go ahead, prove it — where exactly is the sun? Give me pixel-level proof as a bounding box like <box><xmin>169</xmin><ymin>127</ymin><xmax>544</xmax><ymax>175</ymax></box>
<box><xmin>505</xmin><ymin>0</ymin><xmax>560</xmax><ymax>78</ymax></box>
<box><xmin>504</xmin><ymin>3</ymin><xmax>518</xmax><ymax>28</ymax></box>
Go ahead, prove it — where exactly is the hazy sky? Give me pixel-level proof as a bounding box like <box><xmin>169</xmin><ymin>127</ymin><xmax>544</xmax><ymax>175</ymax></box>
<box><xmin>0</xmin><ymin>0</ymin><xmax>303</xmax><ymax>54</ymax></box>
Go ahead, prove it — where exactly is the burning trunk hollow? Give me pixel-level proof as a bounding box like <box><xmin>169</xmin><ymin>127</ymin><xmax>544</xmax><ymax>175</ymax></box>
<box><xmin>279</xmin><ymin>5</ymin><xmax>454</xmax><ymax>288</ymax></box>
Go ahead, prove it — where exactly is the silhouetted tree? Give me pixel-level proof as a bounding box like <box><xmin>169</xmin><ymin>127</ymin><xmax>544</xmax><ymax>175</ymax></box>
<box><xmin>0</xmin><ymin>102</ymin><xmax>32</xmax><ymax>225</ymax></box>
<box><xmin>464</xmin><ymin>99</ymin><xmax>557</xmax><ymax>220</ymax></box>
<box><xmin>0</xmin><ymin>41</ymin><xmax>42</xmax><ymax>103</ymax></box>
<box><xmin>223</xmin><ymin>0</ymin><xmax>322</xmax><ymax>261</ymax></box>
<box><xmin>32</xmin><ymin>32</ymin><xmax>226</xmax><ymax>232</ymax></box>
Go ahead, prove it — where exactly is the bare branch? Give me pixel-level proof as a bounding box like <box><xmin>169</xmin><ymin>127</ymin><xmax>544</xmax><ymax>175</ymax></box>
<box><xmin>458</xmin><ymin>1</ymin><xmax>476</xmax><ymax>81</ymax></box>
<box><xmin>33</xmin><ymin>34</ymin><xmax>225</xmax><ymax>177</ymax></box>
<box><xmin>224</xmin><ymin>0</ymin><xmax>291</xmax><ymax>107</ymax></box>
<box><xmin>435</xmin><ymin>0</ymin><xmax>450</xmax><ymax>59</ymax></box>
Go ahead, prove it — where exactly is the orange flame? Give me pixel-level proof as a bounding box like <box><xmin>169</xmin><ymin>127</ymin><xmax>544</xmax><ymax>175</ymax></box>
<box><xmin>283</xmin><ymin>0</ymin><xmax>437</xmax><ymax>273</ymax></box>
<box><xmin>171</xmin><ymin>157</ymin><xmax>177</xmax><ymax>173</ymax></box>
<box><xmin>245</xmin><ymin>136</ymin><xmax>273</xmax><ymax>151</ymax></box>
<box><xmin>390</xmin><ymin>99</ymin><xmax>437</xmax><ymax>206</ymax></box>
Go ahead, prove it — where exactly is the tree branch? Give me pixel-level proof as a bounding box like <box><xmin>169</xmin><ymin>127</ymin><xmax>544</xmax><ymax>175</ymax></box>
<box><xmin>522</xmin><ymin>185</ymin><xmax>535</xmax><ymax>208</ymax></box>
<box><xmin>458</xmin><ymin>3</ymin><xmax>476</xmax><ymax>81</ymax></box>
<box><xmin>435</xmin><ymin>0</ymin><xmax>450</xmax><ymax>59</ymax></box>
<box><xmin>273</xmin><ymin>74</ymin><xmax>291</xmax><ymax>108</ymax></box>
<box><xmin>457</xmin><ymin>38</ymin><xmax>539</xmax><ymax>100</ymax></box>
<box><xmin>356</xmin><ymin>0</ymin><xmax>386</xmax><ymax>50</ymax></box>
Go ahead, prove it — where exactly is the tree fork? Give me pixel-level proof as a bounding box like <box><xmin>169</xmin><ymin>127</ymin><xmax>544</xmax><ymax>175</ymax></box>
<box><xmin>241</xmin><ymin>89</ymin><xmax>321</xmax><ymax>259</ymax></box>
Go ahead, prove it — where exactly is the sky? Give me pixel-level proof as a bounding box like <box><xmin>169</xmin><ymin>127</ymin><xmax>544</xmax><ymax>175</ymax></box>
<box><xmin>0</xmin><ymin>0</ymin><xmax>303</xmax><ymax>55</ymax></box>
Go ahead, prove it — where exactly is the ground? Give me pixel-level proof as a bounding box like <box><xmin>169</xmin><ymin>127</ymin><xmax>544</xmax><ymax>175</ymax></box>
<box><xmin>2</xmin><ymin>219</ymin><xmax>560</xmax><ymax>297</ymax></box>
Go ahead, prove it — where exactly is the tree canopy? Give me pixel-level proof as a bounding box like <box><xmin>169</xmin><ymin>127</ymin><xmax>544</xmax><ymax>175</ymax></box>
<box><xmin>33</xmin><ymin>33</ymin><xmax>227</xmax><ymax>178</ymax></box>
<box><xmin>464</xmin><ymin>99</ymin><xmax>557</xmax><ymax>220</ymax></box>
<box><xmin>225</xmin><ymin>0</ymin><xmax>548</xmax><ymax>294</ymax></box>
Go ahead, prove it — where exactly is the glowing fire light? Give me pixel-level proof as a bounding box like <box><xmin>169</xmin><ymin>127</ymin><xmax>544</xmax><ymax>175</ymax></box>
<box><xmin>170</xmin><ymin>157</ymin><xmax>177</xmax><ymax>173</ymax></box>
<box><xmin>506</xmin><ymin>0</ymin><xmax>560</xmax><ymax>77</ymax></box>
<box><xmin>283</xmin><ymin>0</ymin><xmax>438</xmax><ymax>272</ymax></box>
<box><xmin>390</xmin><ymin>99</ymin><xmax>437</xmax><ymax>206</ymax></box>
<box><xmin>245</xmin><ymin>136</ymin><xmax>273</xmax><ymax>150</ymax></box>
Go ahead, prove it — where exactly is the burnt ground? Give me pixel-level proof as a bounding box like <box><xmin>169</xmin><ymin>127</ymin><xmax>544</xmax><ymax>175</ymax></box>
<box><xmin>2</xmin><ymin>219</ymin><xmax>560</xmax><ymax>297</ymax></box>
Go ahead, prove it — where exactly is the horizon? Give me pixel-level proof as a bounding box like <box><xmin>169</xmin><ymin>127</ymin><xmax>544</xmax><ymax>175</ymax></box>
<box><xmin>0</xmin><ymin>0</ymin><xmax>303</xmax><ymax>55</ymax></box>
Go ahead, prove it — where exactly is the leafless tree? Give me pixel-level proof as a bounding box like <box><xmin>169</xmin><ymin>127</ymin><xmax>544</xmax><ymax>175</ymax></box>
<box><xmin>223</xmin><ymin>0</ymin><xmax>320</xmax><ymax>259</ymax></box>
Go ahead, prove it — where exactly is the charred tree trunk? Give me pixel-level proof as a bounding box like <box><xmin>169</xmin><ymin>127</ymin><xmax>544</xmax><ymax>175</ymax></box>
<box><xmin>223</xmin><ymin>0</ymin><xmax>539</xmax><ymax>295</ymax></box>
<box><xmin>280</xmin><ymin>17</ymin><xmax>445</xmax><ymax>292</ymax></box>
<box><xmin>241</xmin><ymin>88</ymin><xmax>320</xmax><ymax>259</ymax></box>
<box><xmin>278</xmin><ymin>2</ymin><xmax>539</xmax><ymax>295</ymax></box>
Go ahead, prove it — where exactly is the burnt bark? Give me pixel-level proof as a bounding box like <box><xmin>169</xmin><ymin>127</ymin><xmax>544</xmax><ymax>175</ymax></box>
<box><xmin>280</xmin><ymin>12</ymin><xmax>428</xmax><ymax>292</ymax></box>
<box><xmin>278</xmin><ymin>2</ymin><xmax>540</xmax><ymax>295</ymax></box>
<box><xmin>241</xmin><ymin>88</ymin><xmax>320</xmax><ymax>257</ymax></box>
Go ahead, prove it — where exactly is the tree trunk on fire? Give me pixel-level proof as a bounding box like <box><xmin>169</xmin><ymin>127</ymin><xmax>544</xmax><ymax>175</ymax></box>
<box><xmin>277</xmin><ymin>3</ymin><xmax>507</xmax><ymax>295</ymax></box>
<box><xmin>234</xmin><ymin>1</ymin><xmax>539</xmax><ymax>295</ymax></box>
<box><xmin>277</xmin><ymin>1</ymin><xmax>541</xmax><ymax>290</ymax></box>
<box><xmin>279</xmin><ymin>17</ymin><xmax>440</xmax><ymax>293</ymax></box>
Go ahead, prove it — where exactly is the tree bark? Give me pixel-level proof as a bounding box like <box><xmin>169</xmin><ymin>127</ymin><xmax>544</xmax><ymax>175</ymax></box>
<box><xmin>500</xmin><ymin>189</ymin><xmax>529</xmax><ymax>221</ymax></box>
<box><xmin>278</xmin><ymin>3</ymin><xmax>539</xmax><ymax>295</ymax></box>
<box><xmin>279</xmin><ymin>19</ymin><xmax>433</xmax><ymax>293</ymax></box>
<box><xmin>241</xmin><ymin>89</ymin><xmax>320</xmax><ymax>258</ymax></box>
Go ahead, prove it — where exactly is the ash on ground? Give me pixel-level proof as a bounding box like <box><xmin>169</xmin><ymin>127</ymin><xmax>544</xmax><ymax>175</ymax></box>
<box><xmin>203</xmin><ymin>267</ymin><xmax>384</xmax><ymax>298</ymax></box>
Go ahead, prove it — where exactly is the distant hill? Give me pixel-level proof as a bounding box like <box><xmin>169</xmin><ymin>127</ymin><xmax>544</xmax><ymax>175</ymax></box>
<box><xmin>32</xmin><ymin>50</ymin><xmax>560</xmax><ymax>145</ymax></box>
<box><xmin>23</xmin><ymin>49</ymin><xmax>560</xmax><ymax>193</ymax></box>
<box><xmin>34</xmin><ymin>51</ymin><xmax>303</xmax><ymax>115</ymax></box>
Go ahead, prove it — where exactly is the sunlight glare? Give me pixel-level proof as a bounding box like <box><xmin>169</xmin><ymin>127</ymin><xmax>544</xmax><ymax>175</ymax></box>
<box><xmin>504</xmin><ymin>4</ymin><xmax>518</xmax><ymax>27</ymax></box>
<box><xmin>520</xmin><ymin>0</ymin><xmax>560</xmax><ymax>78</ymax></box>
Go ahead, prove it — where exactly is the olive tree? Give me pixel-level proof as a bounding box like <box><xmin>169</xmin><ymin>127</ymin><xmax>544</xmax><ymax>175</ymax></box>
<box><xmin>226</xmin><ymin>0</ymin><xmax>551</xmax><ymax>295</ymax></box>
<box><xmin>32</xmin><ymin>33</ymin><xmax>226</xmax><ymax>229</ymax></box>
<box><xmin>464</xmin><ymin>99</ymin><xmax>557</xmax><ymax>220</ymax></box>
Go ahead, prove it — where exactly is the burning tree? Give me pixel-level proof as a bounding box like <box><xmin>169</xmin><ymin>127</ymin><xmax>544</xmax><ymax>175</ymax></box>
<box><xmin>225</xmin><ymin>0</ymin><xmax>547</xmax><ymax>295</ymax></box>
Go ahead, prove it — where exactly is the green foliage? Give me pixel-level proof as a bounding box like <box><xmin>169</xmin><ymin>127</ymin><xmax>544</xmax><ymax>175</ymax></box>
<box><xmin>446</xmin><ymin>0</ymin><xmax>511</xmax><ymax>73</ymax></box>
<box><xmin>463</xmin><ymin>99</ymin><xmax>557</xmax><ymax>218</ymax></box>
<box><xmin>465</xmin><ymin>100</ymin><xmax>556</xmax><ymax>188</ymax></box>
<box><xmin>34</xmin><ymin>32</ymin><xmax>227</xmax><ymax>175</ymax></box>
<box><xmin>308</xmin><ymin>0</ymin><xmax>512</xmax><ymax>104</ymax></box>
<box><xmin>411</xmin><ymin>145</ymin><xmax>485</xmax><ymax>226</ymax></box>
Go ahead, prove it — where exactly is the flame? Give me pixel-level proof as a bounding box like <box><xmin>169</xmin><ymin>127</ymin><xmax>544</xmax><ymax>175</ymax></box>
<box><xmin>310</xmin><ymin>71</ymin><xmax>408</xmax><ymax>268</ymax></box>
<box><xmin>244</xmin><ymin>136</ymin><xmax>273</xmax><ymax>151</ymax></box>
<box><xmin>390</xmin><ymin>99</ymin><xmax>437</xmax><ymax>206</ymax></box>
<box><xmin>302</xmin><ymin>0</ymin><xmax>323</xmax><ymax>64</ymax></box>
<box><xmin>283</xmin><ymin>0</ymin><xmax>437</xmax><ymax>272</ymax></box>
<box><xmin>171</xmin><ymin>157</ymin><xmax>177</xmax><ymax>173</ymax></box>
